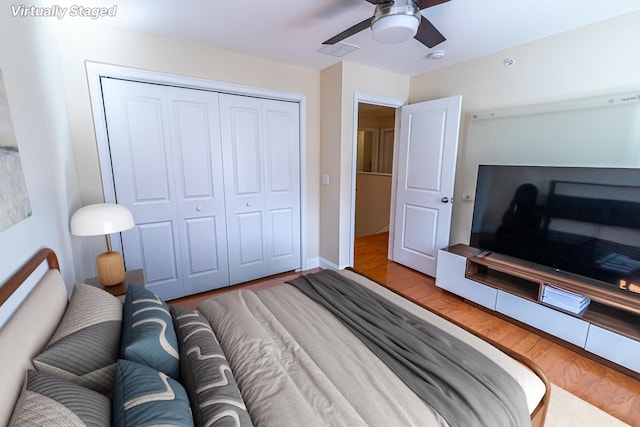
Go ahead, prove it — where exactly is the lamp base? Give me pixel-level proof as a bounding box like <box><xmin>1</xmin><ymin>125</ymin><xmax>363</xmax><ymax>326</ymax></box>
<box><xmin>96</xmin><ymin>251</ymin><xmax>126</xmax><ymax>287</ymax></box>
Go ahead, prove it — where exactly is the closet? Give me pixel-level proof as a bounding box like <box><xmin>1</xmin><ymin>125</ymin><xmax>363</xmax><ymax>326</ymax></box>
<box><xmin>101</xmin><ymin>78</ymin><xmax>300</xmax><ymax>300</ymax></box>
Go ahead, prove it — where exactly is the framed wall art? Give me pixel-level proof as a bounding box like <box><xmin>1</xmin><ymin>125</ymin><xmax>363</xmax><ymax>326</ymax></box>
<box><xmin>0</xmin><ymin>69</ymin><xmax>32</xmax><ymax>232</ymax></box>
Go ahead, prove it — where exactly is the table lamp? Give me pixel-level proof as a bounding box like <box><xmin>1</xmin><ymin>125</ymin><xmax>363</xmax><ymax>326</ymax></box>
<box><xmin>70</xmin><ymin>203</ymin><xmax>135</xmax><ymax>286</ymax></box>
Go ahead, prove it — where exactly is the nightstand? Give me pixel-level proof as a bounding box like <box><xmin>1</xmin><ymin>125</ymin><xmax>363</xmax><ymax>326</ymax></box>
<box><xmin>84</xmin><ymin>268</ymin><xmax>145</xmax><ymax>297</ymax></box>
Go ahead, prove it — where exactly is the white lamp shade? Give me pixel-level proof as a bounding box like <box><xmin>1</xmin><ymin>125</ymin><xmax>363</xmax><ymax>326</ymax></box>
<box><xmin>70</xmin><ymin>203</ymin><xmax>135</xmax><ymax>236</ymax></box>
<box><xmin>371</xmin><ymin>14</ymin><xmax>420</xmax><ymax>44</ymax></box>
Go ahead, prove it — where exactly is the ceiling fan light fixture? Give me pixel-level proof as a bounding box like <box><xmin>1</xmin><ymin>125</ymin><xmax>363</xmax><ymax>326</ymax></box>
<box><xmin>371</xmin><ymin>0</ymin><xmax>421</xmax><ymax>44</ymax></box>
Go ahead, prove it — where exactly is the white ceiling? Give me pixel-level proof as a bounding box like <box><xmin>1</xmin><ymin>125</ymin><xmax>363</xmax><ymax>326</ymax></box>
<box><xmin>63</xmin><ymin>0</ymin><xmax>640</xmax><ymax>76</ymax></box>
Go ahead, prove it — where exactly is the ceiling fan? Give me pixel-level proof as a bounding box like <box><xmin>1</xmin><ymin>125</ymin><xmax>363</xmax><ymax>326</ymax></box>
<box><xmin>322</xmin><ymin>0</ymin><xmax>450</xmax><ymax>48</ymax></box>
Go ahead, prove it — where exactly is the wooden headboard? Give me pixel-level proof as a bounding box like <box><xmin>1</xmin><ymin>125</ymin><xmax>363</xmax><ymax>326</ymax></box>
<box><xmin>0</xmin><ymin>248</ymin><xmax>69</xmax><ymax>425</ymax></box>
<box><xmin>0</xmin><ymin>248</ymin><xmax>59</xmax><ymax>306</ymax></box>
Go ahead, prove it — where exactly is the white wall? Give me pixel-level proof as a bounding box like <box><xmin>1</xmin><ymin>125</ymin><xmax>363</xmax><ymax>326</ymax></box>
<box><xmin>0</xmin><ymin>14</ymin><xmax>79</xmax><ymax>326</ymax></box>
<box><xmin>409</xmin><ymin>11</ymin><xmax>640</xmax><ymax>246</ymax></box>
<box><xmin>50</xmin><ymin>21</ymin><xmax>322</xmax><ymax>280</ymax></box>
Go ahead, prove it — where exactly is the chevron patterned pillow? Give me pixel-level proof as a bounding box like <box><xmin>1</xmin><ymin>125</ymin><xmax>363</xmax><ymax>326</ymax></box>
<box><xmin>33</xmin><ymin>283</ymin><xmax>122</xmax><ymax>396</ymax></box>
<box><xmin>9</xmin><ymin>370</ymin><xmax>110</xmax><ymax>426</ymax></box>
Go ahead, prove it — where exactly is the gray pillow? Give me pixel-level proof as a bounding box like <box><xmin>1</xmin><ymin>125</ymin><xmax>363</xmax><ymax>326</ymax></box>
<box><xmin>171</xmin><ymin>305</ymin><xmax>253</xmax><ymax>427</ymax></box>
<box><xmin>9</xmin><ymin>370</ymin><xmax>110</xmax><ymax>427</ymax></box>
<box><xmin>33</xmin><ymin>283</ymin><xmax>122</xmax><ymax>395</ymax></box>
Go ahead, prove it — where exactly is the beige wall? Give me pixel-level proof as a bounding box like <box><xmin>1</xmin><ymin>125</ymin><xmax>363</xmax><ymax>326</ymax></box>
<box><xmin>358</xmin><ymin>114</ymin><xmax>395</xmax><ymax>129</ymax></box>
<box><xmin>320</xmin><ymin>61</ymin><xmax>409</xmax><ymax>267</ymax></box>
<box><xmin>50</xmin><ymin>22</ymin><xmax>322</xmax><ymax>279</ymax></box>
<box><xmin>319</xmin><ymin>63</ymin><xmax>343</xmax><ymax>266</ymax></box>
<box><xmin>409</xmin><ymin>11</ymin><xmax>640</xmax><ymax>246</ymax></box>
<box><xmin>0</xmin><ymin>15</ymin><xmax>79</xmax><ymax>325</ymax></box>
<box><xmin>355</xmin><ymin>173</ymin><xmax>392</xmax><ymax>237</ymax></box>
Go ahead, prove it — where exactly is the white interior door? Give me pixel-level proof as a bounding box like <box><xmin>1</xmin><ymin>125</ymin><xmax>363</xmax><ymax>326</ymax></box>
<box><xmin>102</xmin><ymin>78</ymin><xmax>229</xmax><ymax>299</ymax></box>
<box><xmin>219</xmin><ymin>94</ymin><xmax>301</xmax><ymax>284</ymax></box>
<box><xmin>392</xmin><ymin>95</ymin><xmax>462</xmax><ymax>276</ymax></box>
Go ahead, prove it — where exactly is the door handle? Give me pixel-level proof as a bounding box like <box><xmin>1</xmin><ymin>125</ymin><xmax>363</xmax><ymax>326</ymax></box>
<box><xmin>195</xmin><ymin>206</ymin><xmax>203</xmax><ymax>212</ymax></box>
<box><xmin>441</xmin><ymin>197</ymin><xmax>450</xmax><ymax>203</ymax></box>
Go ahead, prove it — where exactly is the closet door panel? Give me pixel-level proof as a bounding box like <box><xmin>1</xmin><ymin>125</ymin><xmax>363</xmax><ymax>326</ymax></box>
<box><xmin>167</xmin><ymin>88</ymin><xmax>230</xmax><ymax>294</ymax></box>
<box><xmin>125</xmin><ymin>102</ymin><xmax>171</xmax><ymax>202</ymax></box>
<box><xmin>102</xmin><ymin>78</ymin><xmax>185</xmax><ymax>300</ymax></box>
<box><xmin>184</xmin><ymin>217</ymin><xmax>221</xmax><ymax>274</ymax></box>
<box><xmin>231</xmin><ymin>108</ymin><xmax>262</xmax><ymax>195</ymax></box>
<box><xmin>237</xmin><ymin>211</ymin><xmax>265</xmax><ymax>265</ymax></box>
<box><xmin>270</xmin><ymin>208</ymin><xmax>295</xmax><ymax>258</ymax></box>
<box><xmin>220</xmin><ymin>94</ymin><xmax>268</xmax><ymax>283</ymax></box>
<box><xmin>136</xmin><ymin>222</ymin><xmax>179</xmax><ymax>284</ymax></box>
<box><xmin>264</xmin><ymin>100</ymin><xmax>301</xmax><ymax>274</ymax></box>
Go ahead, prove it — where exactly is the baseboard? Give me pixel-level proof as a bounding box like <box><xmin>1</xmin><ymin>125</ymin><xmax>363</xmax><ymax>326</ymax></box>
<box><xmin>319</xmin><ymin>257</ymin><xmax>339</xmax><ymax>270</ymax></box>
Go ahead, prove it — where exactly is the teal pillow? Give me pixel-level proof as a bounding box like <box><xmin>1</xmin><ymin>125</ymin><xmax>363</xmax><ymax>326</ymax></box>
<box><xmin>120</xmin><ymin>285</ymin><xmax>179</xmax><ymax>379</ymax></box>
<box><xmin>112</xmin><ymin>359</ymin><xmax>193</xmax><ymax>427</ymax></box>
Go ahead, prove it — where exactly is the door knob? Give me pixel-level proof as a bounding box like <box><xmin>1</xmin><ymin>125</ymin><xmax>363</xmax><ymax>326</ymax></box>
<box><xmin>246</xmin><ymin>202</ymin><xmax>251</xmax><ymax>207</ymax></box>
<box><xmin>441</xmin><ymin>197</ymin><xmax>450</xmax><ymax>203</ymax></box>
<box><xmin>195</xmin><ymin>206</ymin><xmax>203</xmax><ymax>212</ymax></box>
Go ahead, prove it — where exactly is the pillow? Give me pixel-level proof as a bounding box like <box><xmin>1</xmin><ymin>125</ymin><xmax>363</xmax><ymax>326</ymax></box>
<box><xmin>120</xmin><ymin>285</ymin><xmax>180</xmax><ymax>379</ymax></box>
<box><xmin>9</xmin><ymin>370</ymin><xmax>110</xmax><ymax>427</ymax></box>
<box><xmin>171</xmin><ymin>305</ymin><xmax>253</xmax><ymax>427</ymax></box>
<box><xmin>112</xmin><ymin>359</ymin><xmax>193</xmax><ymax>427</ymax></box>
<box><xmin>33</xmin><ymin>283</ymin><xmax>122</xmax><ymax>395</ymax></box>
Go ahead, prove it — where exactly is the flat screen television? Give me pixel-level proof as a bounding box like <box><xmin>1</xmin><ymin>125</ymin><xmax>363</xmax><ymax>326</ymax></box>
<box><xmin>470</xmin><ymin>165</ymin><xmax>640</xmax><ymax>293</ymax></box>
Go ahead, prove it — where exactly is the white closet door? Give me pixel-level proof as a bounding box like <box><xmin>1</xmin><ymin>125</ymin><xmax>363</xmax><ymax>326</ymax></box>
<box><xmin>102</xmin><ymin>78</ymin><xmax>229</xmax><ymax>299</ymax></box>
<box><xmin>166</xmin><ymin>87</ymin><xmax>229</xmax><ymax>295</ymax></box>
<box><xmin>219</xmin><ymin>94</ymin><xmax>301</xmax><ymax>284</ymax></box>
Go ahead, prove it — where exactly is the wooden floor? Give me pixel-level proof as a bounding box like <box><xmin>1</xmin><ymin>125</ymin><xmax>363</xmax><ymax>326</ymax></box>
<box><xmin>171</xmin><ymin>232</ymin><xmax>640</xmax><ymax>426</ymax></box>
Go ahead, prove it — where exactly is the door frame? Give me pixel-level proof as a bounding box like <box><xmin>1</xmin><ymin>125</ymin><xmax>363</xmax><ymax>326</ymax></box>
<box><xmin>349</xmin><ymin>93</ymin><xmax>405</xmax><ymax>267</ymax></box>
<box><xmin>86</xmin><ymin>62</ymin><xmax>310</xmax><ymax>270</ymax></box>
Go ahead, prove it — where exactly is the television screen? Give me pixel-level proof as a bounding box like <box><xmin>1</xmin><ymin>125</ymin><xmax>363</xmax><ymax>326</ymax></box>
<box><xmin>470</xmin><ymin>165</ymin><xmax>640</xmax><ymax>293</ymax></box>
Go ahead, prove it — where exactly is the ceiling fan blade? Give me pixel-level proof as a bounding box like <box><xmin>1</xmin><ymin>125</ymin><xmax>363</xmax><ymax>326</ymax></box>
<box><xmin>414</xmin><ymin>15</ymin><xmax>446</xmax><ymax>48</ymax></box>
<box><xmin>415</xmin><ymin>0</ymin><xmax>450</xmax><ymax>10</ymax></box>
<box><xmin>322</xmin><ymin>17</ymin><xmax>372</xmax><ymax>45</ymax></box>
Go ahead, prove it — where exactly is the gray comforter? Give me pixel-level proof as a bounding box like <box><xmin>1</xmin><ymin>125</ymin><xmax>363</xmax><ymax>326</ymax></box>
<box><xmin>288</xmin><ymin>270</ymin><xmax>530</xmax><ymax>427</ymax></box>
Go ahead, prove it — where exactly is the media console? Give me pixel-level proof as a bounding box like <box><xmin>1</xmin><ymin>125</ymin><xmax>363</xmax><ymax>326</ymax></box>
<box><xmin>436</xmin><ymin>244</ymin><xmax>640</xmax><ymax>376</ymax></box>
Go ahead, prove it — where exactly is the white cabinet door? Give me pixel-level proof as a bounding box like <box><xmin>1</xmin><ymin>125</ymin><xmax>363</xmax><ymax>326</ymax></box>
<box><xmin>392</xmin><ymin>96</ymin><xmax>462</xmax><ymax>277</ymax></box>
<box><xmin>496</xmin><ymin>291</ymin><xmax>590</xmax><ymax>347</ymax></box>
<box><xmin>102</xmin><ymin>79</ymin><xmax>229</xmax><ymax>299</ymax></box>
<box><xmin>436</xmin><ymin>249</ymin><xmax>498</xmax><ymax>310</ymax></box>
<box><xmin>219</xmin><ymin>94</ymin><xmax>301</xmax><ymax>284</ymax></box>
<box><xmin>585</xmin><ymin>325</ymin><xmax>640</xmax><ymax>373</ymax></box>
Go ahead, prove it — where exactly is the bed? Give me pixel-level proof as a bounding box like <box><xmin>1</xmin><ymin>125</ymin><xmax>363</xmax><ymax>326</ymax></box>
<box><xmin>0</xmin><ymin>248</ymin><xmax>550</xmax><ymax>426</ymax></box>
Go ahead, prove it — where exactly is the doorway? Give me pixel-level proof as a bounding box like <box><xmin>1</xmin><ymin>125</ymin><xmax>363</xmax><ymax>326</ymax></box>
<box><xmin>353</xmin><ymin>102</ymin><xmax>397</xmax><ymax>266</ymax></box>
<box><xmin>350</xmin><ymin>95</ymin><xmax>462</xmax><ymax>277</ymax></box>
